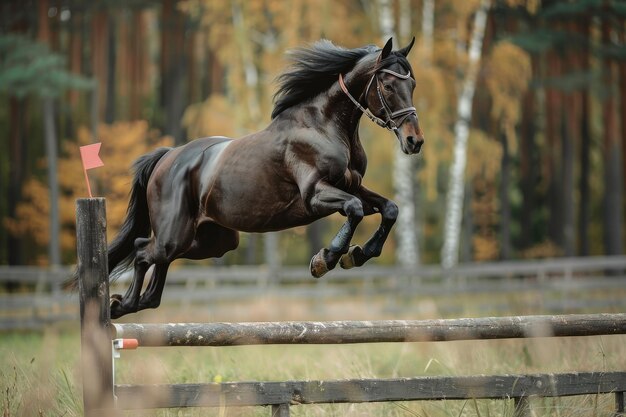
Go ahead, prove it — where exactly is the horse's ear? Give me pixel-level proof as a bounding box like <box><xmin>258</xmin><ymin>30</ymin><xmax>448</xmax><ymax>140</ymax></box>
<box><xmin>377</xmin><ymin>38</ymin><xmax>393</xmax><ymax>63</ymax></box>
<box><xmin>398</xmin><ymin>37</ymin><xmax>415</xmax><ymax>57</ymax></box>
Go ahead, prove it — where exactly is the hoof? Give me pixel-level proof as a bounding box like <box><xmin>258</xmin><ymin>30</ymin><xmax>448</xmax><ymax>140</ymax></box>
<box><xmin>340</xmin><ymin>245</ymin><xmax>363</xmax><ymax>269</ymax></box>
<box><xmin>110</xmin><ymin>295</ymin><xmax>123</xmax><ymax>319</ymax></box>
<box><xmin>310</xmin><ymin>248</ymin><xmax>330</xmax><ymax>279</ymax></box>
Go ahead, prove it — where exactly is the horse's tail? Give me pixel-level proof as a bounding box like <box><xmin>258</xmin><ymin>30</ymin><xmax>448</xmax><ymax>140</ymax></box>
<box><xmin>107</xmin><ymin>147</ymin><xmax>171</xmax><ymax>278</ymax></box>
<box><xmin>65</xmin><ymin>147</ymin><xmax>171</xmax><ymax>290</ymax></box>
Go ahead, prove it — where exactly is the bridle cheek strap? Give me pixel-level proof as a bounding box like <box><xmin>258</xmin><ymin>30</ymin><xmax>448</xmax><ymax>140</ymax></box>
<box><xmin>339</xmin><ymin>69</ymin><xmax>417</xmax><ymax>132</ymax></box>
<box><xmin>339</xmin><ymin>73</ymin><xmax>389</xmax><ymax>129</ymax></box>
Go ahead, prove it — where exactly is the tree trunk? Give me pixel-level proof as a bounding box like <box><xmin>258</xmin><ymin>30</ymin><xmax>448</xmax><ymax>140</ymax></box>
<box><xmin>578</xmin><ymin>17</ymin><xmax>591</xmax><ymax>256</ymax></box>
<box><xmin>91</xmin><ymin>11</ymin><xmax>108</xmax><ymax>123</ymax></box>
<box><xmin>421</xmin><ymin>0</ymin><xmax>435</xmax><ymax>65</ymax></box>
<box><xmin>441</xmin><ymin>0</ymin><xmax>490</xmax><ymax>268</ymax></box>
<box><xmin>601</xmin><ymin>12</ymin><xmax>624</xmax><ymax>255</ymax></box>
<box><xmin>578</xmin><ymin>89</ymin><xmax>591</xmax><ymax>255</ymax></box>
<box><xmin>160</xmin><ymin>0</ymin><xmax>172</xmax><ymax>108</ymax></box>
<box><xmin>561</xmin><ymin>106</ymin><xmax>575</xmax><ymax>256</ymax></box>
<box><xmin>38</xmin><ymin>0</ymin><xmax>60</xmax><ymax>266</ymax></box>
<box><xmin>43</xmin><ymin>97</ymin><xmax>61</xmax><ymax>266</ymax></box>
<box><xmin>232</xmin><ymin>1</ymin><xmax>261</xmax><ymax>124</ymax></box>
<box><xmin>207</xmin><ymin>49</ymin><xmax>225</xmax><ymax>97</ymax></box>
<box><xmin>129</xmin><ymin>11</ymin><xmax>145</xmax><ymax>120</ymax></box>
<box><xmin>499</xmin><ymin>128</ymin><xmax>511</xmax><ymax>259</ymax></box>
<box><xmin>3</xmin><ymin>0</ymin><xmax>29</xmax><ymax>267</ymax></box>
<box><xmin>545</xmin><ymin>49</ymin><xmax>564</xmax><ymax>250</ymax></box>
<box><xmin>377</xmin><ymin>0</ymin><xmax>420</xmax><ymax>268</ymax></box>
<box><xmin>245</xmin><ymin>234</ymin><xmax>257</xmax><ymax>265</ymax></box>
<box><xmin>161</xmin><ymin>0</ymin><xmax>187</xmax><ymax>143</ymax></box>
<box><xmin>104</xmin><ymin>15</ymin><xmax>116</xmax><ymax>123</ymax></box>
<box><xmin>307</xmin><ymin>221</ymin><xmax>325</xmax><ymax>259</ymax></box>
<box><xmin>7</xmin><ymin>97</ymin><xmax>27</xmax><ymax>266</ymax></box>
<box><xmin>461</xmin><ymin>180</ymin><xmax>473</xmax><ymax>263</ymax></box>
<box><xmin>37</xmin><ymin>0</ymin><xmax>50</xmax><ymax>43</ymax></box>
<box><xmin>68</xmin><ymin>10</ymin><xmax>82</xmax><ymax>108</ymax></box>
<box><xmin>619</xmin><ymin>18</ymin><xmax>626</xmax><ymax>236</ymax></box>
<box><xmin>561</xmin><ymin>20</ymin><xmax>582</xmax><ymax>257</ymax></box>
<box><xmin>519</xmin><ymin>55</ymin><xmax>537</xmax><ymax>250</ymax></box>
<box><xmin>65</xmin><ymin>8</ymin><xmax>83</xmax><ymax>139</ymax></box>
<box><xmin>232</xmin><ymin>0</ymin><xmax>278</xmax><ymax>267</ymax></box>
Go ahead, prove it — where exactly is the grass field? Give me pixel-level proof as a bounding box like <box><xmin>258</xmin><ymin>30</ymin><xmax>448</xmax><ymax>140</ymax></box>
<box><xmin>2</xmin><ymin>296</ymin><xmax>626</xmax><ymax>416</ymax></box>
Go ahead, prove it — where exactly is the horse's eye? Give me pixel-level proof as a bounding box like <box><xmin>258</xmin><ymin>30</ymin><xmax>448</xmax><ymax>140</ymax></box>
<box><xmin>383</xmin><ymin>84</ymin><xmax>393</xmax><ymax>92</ymax></box>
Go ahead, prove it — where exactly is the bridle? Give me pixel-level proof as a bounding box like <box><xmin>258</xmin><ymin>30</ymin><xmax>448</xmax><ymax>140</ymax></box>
<box><xmin>338</xmin><ymin>67</ymin><xmax>417</xmax><ymax>133</ymax></box>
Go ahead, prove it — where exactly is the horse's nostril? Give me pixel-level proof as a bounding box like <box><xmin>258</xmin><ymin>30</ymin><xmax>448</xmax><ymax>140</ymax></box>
<box><xmin>406</xmin><ymin>136</ymin><xmax>416</xmax><ymax>146</ymax></box>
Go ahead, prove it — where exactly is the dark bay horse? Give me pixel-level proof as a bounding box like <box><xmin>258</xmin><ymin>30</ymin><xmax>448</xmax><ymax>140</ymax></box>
<box><xmin>98</xmin><ymin>38</ymin><xmax>424</xmax><ymax>318</ymax></box>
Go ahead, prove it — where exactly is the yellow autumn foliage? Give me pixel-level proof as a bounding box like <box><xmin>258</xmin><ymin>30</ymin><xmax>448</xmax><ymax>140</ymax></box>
<box><xmin>7</xmin><ymin>121</ymin><xmax>173</xmax><ymax>264</ymax></box>
<box><xmin>486</xmin><ymin>42</ymin><xmax>530</xmax><ymax>124</ymax></box>
<box><xmin>182</xmin><ymin>95</ymin><xmax>237</xmax><ymax>139</ymax></box>
<box><xmin>466</xmin><ymin>129</ymin><xmax>502</xmax><ymax>181</ymax></box>
<box><xmin>466</xmin><ymin>130</ymin><xmax>502</xmax><ymax>262</ymax></box>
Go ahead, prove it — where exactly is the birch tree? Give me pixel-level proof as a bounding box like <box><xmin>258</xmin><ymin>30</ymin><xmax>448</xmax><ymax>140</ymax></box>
<box><xmin>232</xmin><ymin>0</ymin><xmax>280</xmax><ymax>268</ymax></box>
<box><xmin>441</xmin><ymin>0</ymin><xmax>490</xmax><ymax>269</ymax></box>
<box><xmin>422</xmin><ymin>0</ymin><xmax>435</xmax><ymax>59</ymax></box>
<box><xmin>377</xmin><ymin>0</ymin><xmax>419</xmax><ymax>268</ymax></box>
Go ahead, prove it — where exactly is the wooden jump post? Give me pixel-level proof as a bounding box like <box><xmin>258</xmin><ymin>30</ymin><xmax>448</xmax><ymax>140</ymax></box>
<box><xmin>77</xmin><ymin>198</ymin><xmax>626</xmax><ymax>417</ymax></box>
<box><xmin>76</xmin><ymin>198</ymin><xmax>114</xmax><ymax>417</ymax></box>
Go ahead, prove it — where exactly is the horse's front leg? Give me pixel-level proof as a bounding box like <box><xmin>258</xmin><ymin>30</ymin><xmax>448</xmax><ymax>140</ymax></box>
<box><xmin>308</xmin><ymin>182</ymin><xmax>364</xmax><ymax>278</ymax></box>
<box><xmin>339</xmin><ymin>186</ymin><xmax>399</xmax><ymax>269</ymax></box>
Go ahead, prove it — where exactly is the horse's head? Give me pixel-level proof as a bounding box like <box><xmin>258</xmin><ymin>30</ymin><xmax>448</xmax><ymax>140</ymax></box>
<box><xmin>365</xmin><ymin>38</ymin><xmax>424</xmax><ymax>155</ymax></box>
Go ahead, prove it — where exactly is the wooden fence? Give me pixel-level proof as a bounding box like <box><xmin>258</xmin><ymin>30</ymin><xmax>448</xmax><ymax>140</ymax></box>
<box><xmin>2</xmin><ymin>254</ymin><xmax>626</xmax><ymax>330</ymax></box>
<box><xmin>73</xmin><ymin>198</ymin><xmax>626</xmax><ymax>417</ymax></box>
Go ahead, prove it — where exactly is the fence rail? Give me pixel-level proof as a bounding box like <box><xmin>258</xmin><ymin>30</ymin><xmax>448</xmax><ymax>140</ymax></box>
<box><xmin>114</xmin><ymin>372</ymin><xmax>626</xmax><ymax>410</ymax></box>
<box><xmin>2</xmin><ymin>256</ymin><xmax>626</xmax><ymax>330</ymax></box>
<box><xmin>113</xmin><ymin>313</ymin><xmax>626</xmax><ymax>346</ymax></box>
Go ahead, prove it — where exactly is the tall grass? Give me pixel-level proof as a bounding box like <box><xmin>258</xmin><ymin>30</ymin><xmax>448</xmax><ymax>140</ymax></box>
<box><xmin>2</xmin><ymin>296</ymin><xmax>625</xmax><ymax>416</ymax></box>
<box><xmin>1</xmin><ymin>328</ymin><xmax>82</xmax><ymax>417</ymax></box>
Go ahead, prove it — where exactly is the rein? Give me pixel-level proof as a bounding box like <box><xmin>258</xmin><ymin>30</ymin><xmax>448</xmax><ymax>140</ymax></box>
<box><xmin>338</xmin><ymin>68</ymin><xmax>417</xmax><ymax>132</ymax></box>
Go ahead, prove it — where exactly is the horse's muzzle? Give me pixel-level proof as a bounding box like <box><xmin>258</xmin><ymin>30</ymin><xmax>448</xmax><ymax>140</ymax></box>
<box><xmin>404</xmin><ymin>134</ymin><xmax>424</xmax><ymax>154</ymax></box>
<box><xmin>396</xmin><ymin>115</ymin><xmax>424</xmax><ymax>155</ymax></box>
<box><xmin>396</xmin><ymin>128</ymin><xmax>424</xmax><ymax>155</ymax></box>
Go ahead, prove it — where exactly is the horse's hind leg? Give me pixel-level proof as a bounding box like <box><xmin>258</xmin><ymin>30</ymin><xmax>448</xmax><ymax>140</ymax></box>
<box><xmin>110</xmin><ymin>237</ymin><xmax>152</xmax><ymax>319</ymax></box>
<box><xmin>138</xmin><ymin>263</ymin><xmax>170</xmax><ymax>311</ymax></box>
<box><xmin>136</xmin><ymin>222</ymin><xmax>238</xmax><ymax>311</ymax></box>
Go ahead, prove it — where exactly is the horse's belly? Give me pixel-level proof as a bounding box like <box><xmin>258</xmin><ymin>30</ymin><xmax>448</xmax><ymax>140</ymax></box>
<box><xmin>204</xmin><ymin>182</ymin><xmax>317</xmax><ymax>233</ymax></box>
<box><xmin>200</xmin><ymin>137</ymin><xmax>322</xmax><ymax>232</ymax></box>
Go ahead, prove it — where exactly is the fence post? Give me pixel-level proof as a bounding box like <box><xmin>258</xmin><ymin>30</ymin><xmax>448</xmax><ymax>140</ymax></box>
<box><xmin>616</xmin><ymin>391</ymin><xmax>625</xmax><ymax>416</ymax></box>
<box><xmin>272</xmin><ymin>404</ymin><xmax>290</xmax><ymax>417</ymax></box>
<box><xmin>76</xmin><ymin>198</ymin><xmax>114</xmax><ymax>417</ymax></box>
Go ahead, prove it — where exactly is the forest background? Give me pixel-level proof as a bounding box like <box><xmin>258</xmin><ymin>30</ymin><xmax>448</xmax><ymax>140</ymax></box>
<box><xmin>0</xmin><ymin>0</ymin><xmax>624</xmax><ymax>269</ymax></box>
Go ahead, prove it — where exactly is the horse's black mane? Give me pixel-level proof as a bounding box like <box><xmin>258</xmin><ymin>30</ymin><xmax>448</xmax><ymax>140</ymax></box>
<box><xmin>271</xmin><ymin>40</ymin><xmax>378</xmax><ymax>119</ymax></box>
<box><xmin>272</xmin><ymin>40</ymin><xmax>414</xmax><ymax>119</ymax></box>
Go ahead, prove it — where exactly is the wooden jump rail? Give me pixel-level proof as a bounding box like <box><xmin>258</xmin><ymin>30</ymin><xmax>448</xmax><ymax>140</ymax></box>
<box><xmin>112</xmin><ymin>314</ymin><xmax>626</xmax><ymax>346</ymax></box>
<box><xmin>76</xmin><ymin>198</ymin><xmax>626</xmax><ymax>417</ymax></box>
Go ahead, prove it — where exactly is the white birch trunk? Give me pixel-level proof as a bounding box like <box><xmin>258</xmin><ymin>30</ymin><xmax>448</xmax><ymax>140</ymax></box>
<box><xmin>232</xmin><ymin>2</ymin><xmax>279</xmax><ymax>267</ymax></box>
<box><xmin>377</xmin><ymin>0</ymin><xmax>419</xmax><ymax>268</ymax></box>
<box><xmin>441</xmin><ymin>0</ymin><xmax>490</xmax><ymax>269</ymax></box>
<box><xmin>421</xmin><ymin>0</ymin><xmax>434</xmax><ymax>65</ymax></box>
<box><xmin>231</xmin><ymin>2</ymin><xmax>261</xmax><ymax>123</ymax></box>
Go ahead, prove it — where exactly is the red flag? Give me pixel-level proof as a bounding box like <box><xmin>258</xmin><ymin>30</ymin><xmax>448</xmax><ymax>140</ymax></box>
<box><xmin>80</xmin><ymin>143</ymin><xmax>104</xmax><ymax>197</ymax></box>
<box><xmin>80</xmin><ymin>143</ymin><xmax>104</xmax><ymax>170</ymax></box>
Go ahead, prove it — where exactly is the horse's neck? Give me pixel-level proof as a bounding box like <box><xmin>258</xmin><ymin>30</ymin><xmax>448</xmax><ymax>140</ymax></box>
<box><xmin>325</xmin><ymin>71</ymin><xmax>371</xmax><ymax>142</ymax></box>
